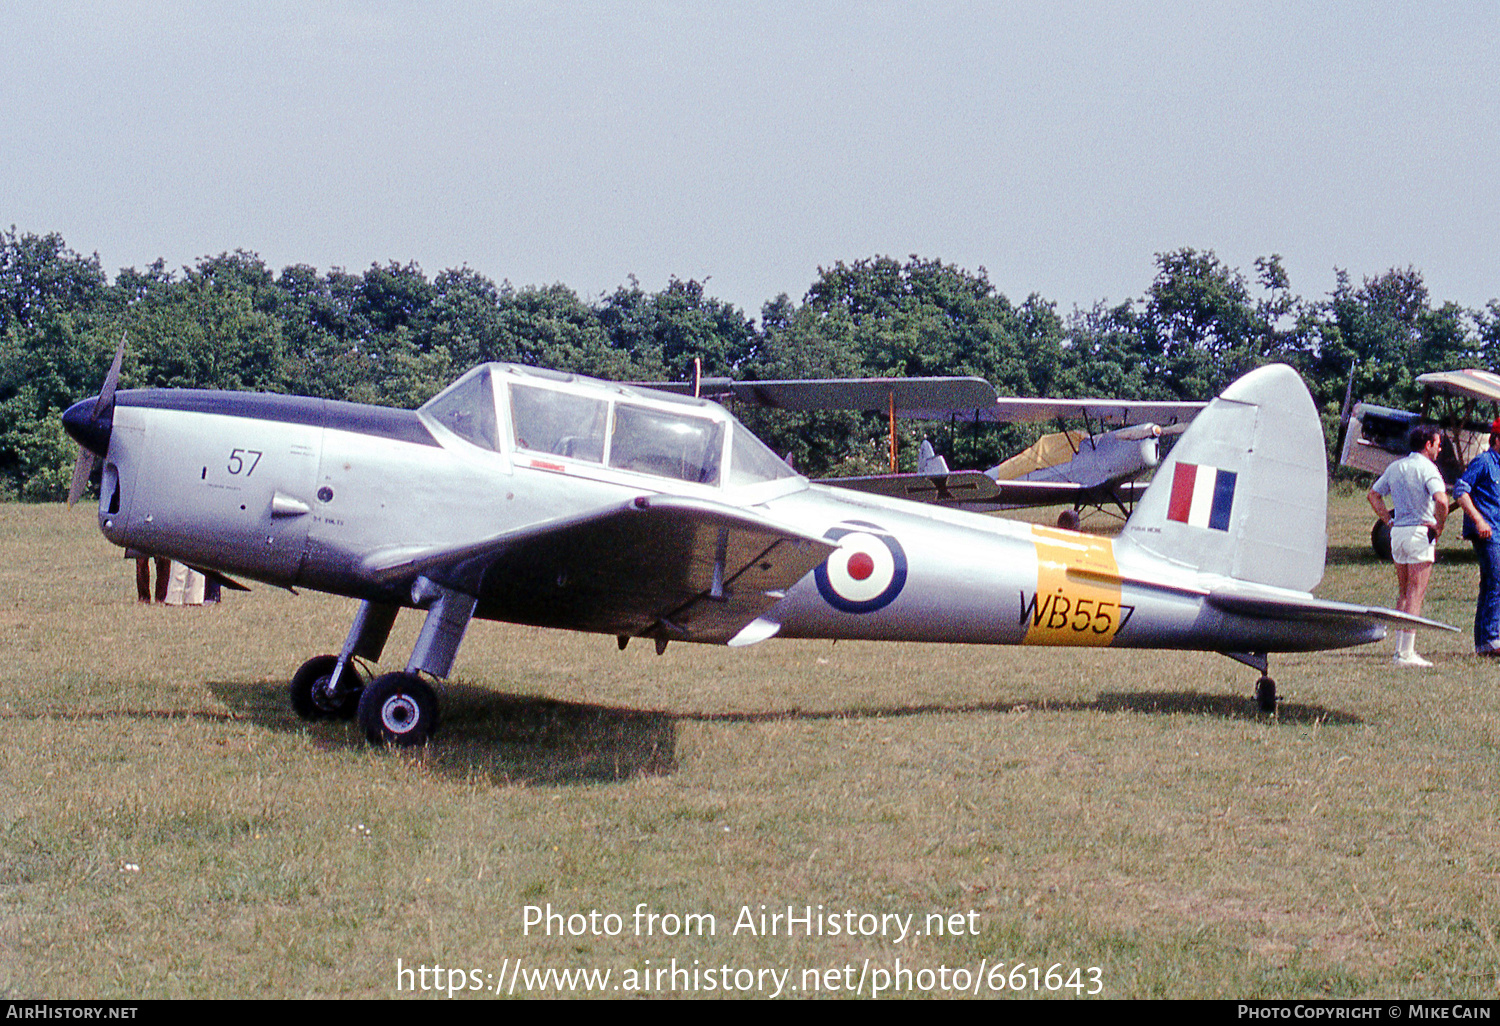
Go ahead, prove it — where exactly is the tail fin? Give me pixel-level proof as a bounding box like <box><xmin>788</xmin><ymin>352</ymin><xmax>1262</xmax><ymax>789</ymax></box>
<box><xmin>917</xmin><ymin>439</ymin><xmax>949</xmax><ymax>475</ymax></box>
<box><xmin>1121</xmin><ymin>363</ymin><xmax>1326</xmax><ymax>592</ymax></box>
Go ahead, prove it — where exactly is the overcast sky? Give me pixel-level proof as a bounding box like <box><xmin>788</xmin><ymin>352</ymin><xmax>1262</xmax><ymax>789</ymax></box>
<box><xmin>4</xmin><ymin>1</ymin><xmax>1496</xmax><ymax>320</ymax></box>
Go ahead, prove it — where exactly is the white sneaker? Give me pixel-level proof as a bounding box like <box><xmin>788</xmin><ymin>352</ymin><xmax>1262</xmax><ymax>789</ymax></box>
<box><xmin>1392</xmin><ymin>652</ymin><xmax>1433</xmax><ymax>667</ymax></box>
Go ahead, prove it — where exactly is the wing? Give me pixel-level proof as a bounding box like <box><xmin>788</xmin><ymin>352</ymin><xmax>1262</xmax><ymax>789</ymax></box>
<box><xmin>818</xmin><ymin>471</ymin><xmax>1005</xmax><ymax>504</ymax></box>
<box><xmin>362</xmin><ymin>496</ymin><xmax>835</xmax><ymax>644</ymax></box>
<box><xmin>906</xmin><ymin>397</ymin><xmax>1207</xmax><ymax>426</ymax></box>
<box><xmin>818</xmin><ymin>473</ymin><xmax>1148</xmax><ymax>510</ymax></box>
<box><xmin>633</xmin><ymin>375</ymin><xmax>1205</xmax><ymax>427</ymax></box>
<box><xmin>634</xmin><ymin>376</ymin><xmax>999</xmax><ymax>413</ymax></box>
<box><xmin>1415</xmin><ymin>368</ymin><xmax>1500</xmax><ymax>403</ymax></box>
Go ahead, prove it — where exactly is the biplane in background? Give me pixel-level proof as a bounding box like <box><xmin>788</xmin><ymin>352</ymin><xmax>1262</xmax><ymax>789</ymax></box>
<box><xmin>65</xmin><ymin>348</ymin><xmax>1451</xmax><ymax>748</ymax></box>
<box><xmin>1340</xmin><ymin>368</ymin><xmax>1500</xmax><ymax>555</ymax></box>
<box><xmin>645</xmin><ymin>374</ymin><xmax>1205</xmax><ymax>528</ymax></box>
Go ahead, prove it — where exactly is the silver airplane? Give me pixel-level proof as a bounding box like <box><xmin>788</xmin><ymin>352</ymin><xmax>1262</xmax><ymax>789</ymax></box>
<box><xmin>63</xmin><ymin>356</ymin><xmax>1451</xmax><ymax>745</ymax></box>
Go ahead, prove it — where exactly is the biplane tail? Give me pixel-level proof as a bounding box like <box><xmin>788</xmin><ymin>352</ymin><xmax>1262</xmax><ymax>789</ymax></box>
<box><xmin>1121</xmin><ymin>363</ymin><xmax>1327</xmax><ymax>593</ymax></box>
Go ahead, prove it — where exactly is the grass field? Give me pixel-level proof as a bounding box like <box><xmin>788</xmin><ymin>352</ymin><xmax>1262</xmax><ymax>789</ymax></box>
<box><xmin>2</xmin><ymin>488</ymin><xmax>1497</xmax><ymax>999</ymax></box>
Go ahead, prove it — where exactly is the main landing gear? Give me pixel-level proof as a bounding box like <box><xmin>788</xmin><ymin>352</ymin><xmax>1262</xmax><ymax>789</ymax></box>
<box><xmin>287</xmin><ymin>578</ymin><xmax>477</xmax><ymax>747</ymax></box>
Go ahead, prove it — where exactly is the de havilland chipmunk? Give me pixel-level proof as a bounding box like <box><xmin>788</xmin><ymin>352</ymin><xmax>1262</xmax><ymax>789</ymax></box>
<box><xmin>63</xmin><ymin>347</ymin><xmax>1453</xmax><ymax>746</ymax></box>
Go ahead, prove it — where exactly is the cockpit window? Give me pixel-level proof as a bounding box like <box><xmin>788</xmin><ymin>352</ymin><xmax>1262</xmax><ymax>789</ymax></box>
<box><xmin>509</xmin><ymin>383</ymin><xmax>607</xmax><ymax>462</ymax></box>
<box><xmin>608</xmin><ymin>403</ymin><xmax>724</xmax><ymax>485</ymax></box>
<box><xmin>423</xmin><ymin>368</ymin><xmax>499</xmax><ymax>451</ymax></box>
<box><xmin>726</xmin><ymin>420</ymin><xmax>798</xmax><ymax>485</ymax></box>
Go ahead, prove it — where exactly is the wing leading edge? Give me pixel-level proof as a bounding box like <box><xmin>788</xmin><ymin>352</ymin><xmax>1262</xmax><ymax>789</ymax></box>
<box><xmin>362</xmin><ymin>496</ymin><xmax>835</xmax><ymax>644</ymax></box>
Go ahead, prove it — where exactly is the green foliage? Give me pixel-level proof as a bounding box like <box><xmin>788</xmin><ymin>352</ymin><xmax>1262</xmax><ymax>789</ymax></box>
<box><xmin>597</xmin><ymin>275</ymin><xmax>757</xmax><ymax>380</ymax></box>
<box><xmin>5</xmin><ymin>225</ymin><xmax>1499</xmax><ymax>500</ymax></box>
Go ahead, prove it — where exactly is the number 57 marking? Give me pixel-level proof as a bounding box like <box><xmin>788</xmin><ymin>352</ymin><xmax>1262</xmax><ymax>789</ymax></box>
<box><xmin>228</xmin><ymin>449</ymin><xmax>263</xmax><ymax>476</ymax></box>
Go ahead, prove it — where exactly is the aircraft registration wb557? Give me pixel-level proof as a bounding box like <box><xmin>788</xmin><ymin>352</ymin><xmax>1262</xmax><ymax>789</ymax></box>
<box><xmin>64</xmin><ymin>354</ymin><xmax>1452</xmax><ymax>746</ymax></box>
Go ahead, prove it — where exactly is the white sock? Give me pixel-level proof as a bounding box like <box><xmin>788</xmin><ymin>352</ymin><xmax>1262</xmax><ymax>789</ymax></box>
<box><xmin>1397</xmin><ymin>631</ymin><xmax>1415</xmax><ymax>657</ymax></box>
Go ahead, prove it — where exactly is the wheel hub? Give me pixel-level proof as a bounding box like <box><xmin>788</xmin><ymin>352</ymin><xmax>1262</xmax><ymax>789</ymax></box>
<box><xmin>313</xmin><ymin>676</ymin><xmax>341</xmax><ymax>711</ymax></box>
<box><xmin>381</xmin><ymin>694</ymin><xmax>420</xmax><ymax>734</ymax></box>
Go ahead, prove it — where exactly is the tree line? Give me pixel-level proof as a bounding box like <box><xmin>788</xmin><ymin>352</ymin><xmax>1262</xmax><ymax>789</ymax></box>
<box><xmin>3</xmin><ymin>226</ymin><xmax>1498</xmax><ymax>500</ymax></box>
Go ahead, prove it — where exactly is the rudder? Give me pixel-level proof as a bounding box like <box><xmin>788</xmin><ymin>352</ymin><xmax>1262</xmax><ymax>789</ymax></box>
<box><xmin>1120</xmin><ymin>363</ymin><xmax>1326</xmax><ymax>592</ymax></box>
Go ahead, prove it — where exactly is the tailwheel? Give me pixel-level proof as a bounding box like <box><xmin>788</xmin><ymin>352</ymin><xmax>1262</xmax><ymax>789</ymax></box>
<box><xmin>1255</xmin><ymin>675</ymin><xmax>1277</xmax><ymax>713</ymax></box>
<box><xmin>290</xmin><ymin>655</ymin><xmax>366</xmax><ymax>721</ymax></box>
<box><xmin>358</xmin><ymin>672</ymin><xmax>439</xmax><ymax>747</ymax></box>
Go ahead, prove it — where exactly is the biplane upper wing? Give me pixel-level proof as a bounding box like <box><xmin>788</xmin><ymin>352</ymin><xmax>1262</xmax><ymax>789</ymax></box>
<box><xmin>637</xmin><ymin>375</ymin><xmax>1205</xmax><ymax>427</ymax></box>
<box><xmin>904</xmin><ymin>397</ymin><xmax>1207</xmax><ymax>426</ymax></box>
<box><xmin>362</xmin><ymin>496</ymin><xmax>835</xmax><ymax>643</ymax></box>
<box><xmin>639</xmin><ymin>376</ymin><xmax>1000</xmax><ymax>414</ymax></box>
<box><xmin>1414</xmin><ymin>368</ymin><xmax>1500</xmax><ymax>403</ymax></box>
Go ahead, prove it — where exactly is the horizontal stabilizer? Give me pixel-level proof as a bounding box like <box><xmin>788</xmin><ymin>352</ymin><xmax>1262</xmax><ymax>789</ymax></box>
<box><xmin>1071</xmin><ymin>565</ymin><xmax>1457</xmax><ymax>633</ymax></box>
<box><xmin>1205</xmin><ymin>588</ymin><xmax>1457</xmax><ymax>632</ymax></box>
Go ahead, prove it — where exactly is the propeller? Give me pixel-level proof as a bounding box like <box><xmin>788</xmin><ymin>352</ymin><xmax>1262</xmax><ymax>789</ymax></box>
<box><xmin>63</xmin><ymin>332</ymin><xmax>127</xmax><ymax>508</ymax></box>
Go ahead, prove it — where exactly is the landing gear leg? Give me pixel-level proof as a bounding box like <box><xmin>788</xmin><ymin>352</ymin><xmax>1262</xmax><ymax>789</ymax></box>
<box><xmin>1223</xmin><ymin>651</ymin><xmax>1275</xmax><ymax>713</ymax></box>
<box><xmin>289</xmin><ymin>600</ymin><xmax>399</xmax><ymax>723</ymax></box>
<box><xmin>355</xmin><ymin>578</ymin><xmax>476</xmax><ymax>747</ymax></box>
<box><xmin>1255</xmin><ymin>675</ymin><xmax>1277</xmax><ymax>713</ymax></box>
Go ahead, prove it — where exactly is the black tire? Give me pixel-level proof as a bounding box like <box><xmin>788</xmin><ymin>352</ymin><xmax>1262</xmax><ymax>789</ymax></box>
<box><xmin>1255</xmin><ymin>676</ymin><xmax>1277</xmax><ymax>713</ymax></box>
<box><xmin>1371</xmin><ymin>518</ymin><xmax>1392</xmax><ymax>560</ymax></box>
<box><xmin>357</xmin><ymin>672</ymin><xmax>439</xmax><ymax>747</ymax></box>
<box><xmin>1056</xmin><ymin>509</ymin><xmax>1082</xmax><ymax>532</ymax></box>
<box><xmin>290</xmin><ymin>655</ymin><xmax>364</xmax><ymax>721</ymax></box>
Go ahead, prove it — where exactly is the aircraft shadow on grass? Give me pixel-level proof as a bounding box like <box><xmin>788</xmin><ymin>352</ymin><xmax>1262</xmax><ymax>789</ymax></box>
<box><xmin>208</xmin><ymin>679</ymin><xmax>678</xmax><ymax>786</ymax></box>
<box><xmin>204</xmin><ymin>679</ymin><xmax>1360</xmax><ymax>787</ymax></box>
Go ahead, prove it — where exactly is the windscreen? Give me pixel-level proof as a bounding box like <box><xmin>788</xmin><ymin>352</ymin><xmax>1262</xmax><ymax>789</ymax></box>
<box><xmin>422</xmin><ymin>368</ymin><xmax>499</xmax><ymax>451</ymax></box>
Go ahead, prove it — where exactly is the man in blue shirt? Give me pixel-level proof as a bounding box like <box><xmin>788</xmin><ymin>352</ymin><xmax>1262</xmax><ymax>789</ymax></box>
<box><xmin>1453</xmin><ymin>418</ymin><xmax>1500</xmax><ymax>655</ymax></box>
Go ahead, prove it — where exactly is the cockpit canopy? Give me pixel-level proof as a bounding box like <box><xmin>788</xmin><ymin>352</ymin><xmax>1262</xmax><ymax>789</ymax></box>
<box><xmin>420</xmin><ymin>364</ymin><xmax>800</xmax><ymax>489</ymax></box>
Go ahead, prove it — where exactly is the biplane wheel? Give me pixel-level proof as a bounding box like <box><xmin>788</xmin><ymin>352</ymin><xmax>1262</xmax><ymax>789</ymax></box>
<box><xmin>1057</xmin><ymin>509</ymin><xmax>1081</xmax><ymax>531</ymax></box>
<box><xmin>1371</xmin><ymin>519</ymin><xmax>1392</xmax><ymax>560</ymax></box>
<box><xmin>290</xmin><ymin>655</ymin><xmax>365</xmax><ymax>721</ymax></box>
<box><xmin>358</xmin><ymin>672</ymin><xmax>439</xmax><ymax>747</ymax></box>
<box><xmin>1255</xmin><ymin>675</ymin><xmax>1277</xmax><ymax>713</ymax></box>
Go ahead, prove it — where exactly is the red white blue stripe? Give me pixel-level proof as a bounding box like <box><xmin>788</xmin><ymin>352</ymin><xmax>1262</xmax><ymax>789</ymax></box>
<box><xmin>1166</xmin><ymin>462</ymin><xmax>1236</xmax><ymax>531</ymax></box>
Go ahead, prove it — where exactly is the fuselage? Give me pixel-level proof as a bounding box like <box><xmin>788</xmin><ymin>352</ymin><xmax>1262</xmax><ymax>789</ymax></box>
<box><xmin>76</xmin><ymin>364</ymin><xmax>1382</xmax><ymax>658</ymax></box>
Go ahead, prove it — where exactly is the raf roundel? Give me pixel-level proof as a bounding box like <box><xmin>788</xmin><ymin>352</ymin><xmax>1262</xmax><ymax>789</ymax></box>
<box><xmin>815</xmin><ymin>521</ymin><xmax>908</xmax><ymax>613</ymax></box>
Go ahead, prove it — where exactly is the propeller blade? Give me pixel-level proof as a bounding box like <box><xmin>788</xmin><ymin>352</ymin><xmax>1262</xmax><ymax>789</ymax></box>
<box><xmin>66</xmin><ymin>332</ymin><xmax>127</xmax><ymax>509</ymax></box>
<box><xmin>92</xmin><ymin>332</ymin><xmax>127</xmax><ymax>419</ymax></box>
<box><xmin>66</xmin><ymin>449</ymin><xmax>95</xmax><ymax>509</ymax></box>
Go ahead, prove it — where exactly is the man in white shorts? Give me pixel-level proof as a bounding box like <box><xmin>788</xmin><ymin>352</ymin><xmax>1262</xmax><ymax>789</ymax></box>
<box><xmin>1368</xmin><ymin>424</ymin><xmax>1449</xmax><ymax>666</ymax></box>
